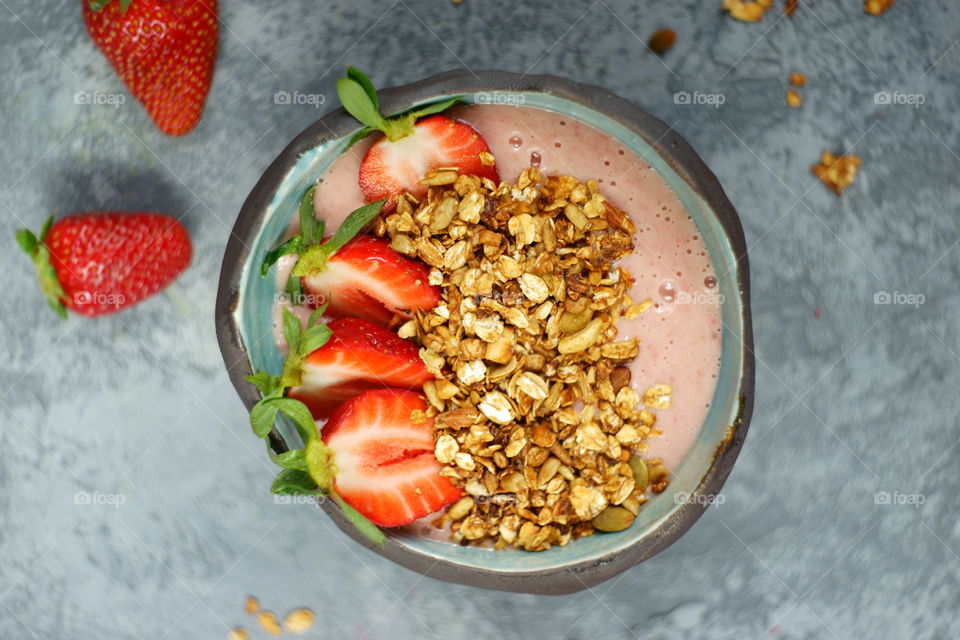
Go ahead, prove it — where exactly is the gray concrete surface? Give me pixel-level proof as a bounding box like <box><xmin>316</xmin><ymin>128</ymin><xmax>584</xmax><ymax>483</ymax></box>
<box><xmin>2</xmin><ymin>1</ymin><xmax>958</xmax><ymax>638</ymax></box>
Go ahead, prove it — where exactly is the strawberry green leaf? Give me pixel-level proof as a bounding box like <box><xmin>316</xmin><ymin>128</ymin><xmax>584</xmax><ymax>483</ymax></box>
<box><xmin>119</xmin><ymin>0</ymin><xmax>132</xmax><ymax>11</ymax></box>
<box><xmin>16</xmin><ymin>216</ymin><xmax>67</xmax><ymax>319</ymax></box>
<box><xmin>307</xmin><ymin>303</ymin><xmax>328</xmax><ymax>328</ymax></box>
<box><xmin>39</xmin><ymin>215</ymin><xmax>53</xmax><ymax>241</ymax></box>
<box><xmin>270</xmin><ymin>397</ymin><xmax>319</xmax><ymax>444</ymax></box>
<box><xmin>299</xmin><ymin>323</ymin><xmax>332</xmax><ymax>357</ymax></box>
<box><xmin>250</xmin><ymin>400</ymin><xmax>280</xmax><ymax>438</ymax></box>
<box><xmin>270</xmin><ymin>448</ymin><xmax>308</xmax><ymax>471</ymax></box>
<box><xmin>292</xmin><ymin>199</ymin><xmax>386</xmax><ymax>277</ymax></box>
<box><xmin>337</xmin><ymin>77</ymin><xmax>388</xmax><ymax>133</ymax></box>
<box><xmin>261</xmin><ymin>185</ymin><xmax>324</xmax><ymax>279</ymax></box>
<box><xmin>271</xmin><ymin>469</ymin><xmax>318</xmax><ymax>495</ymax></box>
<box><xmin>284</xmin><ymin>271</ymin><xmax>303</xmax><ymax>300</ymax></box>
<box><xmin>15</xmin><ymin>229</ymin><xmax>38</xmax><ymax>255</ymax></box>
<box><xmin>322</xmin><ymin>199</ymin><xmax>386</xmax><ymax>255</ymax></box>
<box><xmin>343</xmin><ymin>126</ymin><xmax>376</xmax><ymax>151</ymax></box>
<box><xmin>337</xmin><ymin>68</ymin><xmax>463</xmax><ymax>146</ymax></box>
<box><xmin>332</xmin><ymin>491</ymin><xmax>386</xmax><ymax>547</ymax></box>
<box><xmin>261</xmin><ymin>235</ymin><xmax>305</xmax><ymax>277</ymax></box>
<box><xmin>299</xmin><ymin>184</ymin><xmax>324</xmax><ymax>245</ymax></box>
<box><xmin>246</xmin><ymin>372</ymin><xmax>281</xmax><ymax>397</ymax></box>
<box><xmin>282</xmin><ymin>306</ymin><xmax>302</xmax><ymax>354</ymax></box>
<box><xmin>408</xmin><ymin>96</ymin><xmax>464</xmax><ymax>120</ymax></box>
<box><xmin>347</xmin><ymin>67</ymin><xmax>379</xmax><ymax>110</ymax></box>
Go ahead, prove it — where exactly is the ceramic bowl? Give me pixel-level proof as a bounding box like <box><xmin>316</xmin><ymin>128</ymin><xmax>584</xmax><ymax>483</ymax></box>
<box><xmin>215</xmin><ymin>70</ymin><xmax>754</xmax><ymax>595</ymax></box>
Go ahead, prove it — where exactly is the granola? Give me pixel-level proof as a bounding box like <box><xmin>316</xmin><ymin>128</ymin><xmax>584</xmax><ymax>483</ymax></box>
<box><xmin>374</xmin><ymin>167</ymin><xmax>672</xmax><ymax>551</ymax></box>
<box><xmin>864</xmin><ymin>0</ymin><xmax>893</xmax><ymax>16</ymax></box>
<box><xmin>721</xmin><ymin>0</ymin><xmax>774</xmax><ymax>22</ymax></box>
<box><xmin>812</xmin><ymin>151</ymin><xmax>862</xmax><ymax>196</ymax></box>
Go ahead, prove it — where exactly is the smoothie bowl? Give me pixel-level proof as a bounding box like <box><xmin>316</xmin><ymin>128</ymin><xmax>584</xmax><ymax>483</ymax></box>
<box><xmin>215</xmin><ymin>69</ymin><xmax>754</xmax><ymax>594</ymax></box>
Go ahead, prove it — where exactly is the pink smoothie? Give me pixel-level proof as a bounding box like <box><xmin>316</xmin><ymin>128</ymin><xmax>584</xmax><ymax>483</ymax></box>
<box><xmin>300</xmin><ymin>104</ymin><xmax>722</xmax><ymax>471</ymax></box>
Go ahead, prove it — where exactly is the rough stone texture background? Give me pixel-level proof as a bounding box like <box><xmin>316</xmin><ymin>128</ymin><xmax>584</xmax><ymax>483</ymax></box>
<box><xmin>1</xmin><ymin>1</ymin><xmax>958</xmax><ymax>638</ymax></box>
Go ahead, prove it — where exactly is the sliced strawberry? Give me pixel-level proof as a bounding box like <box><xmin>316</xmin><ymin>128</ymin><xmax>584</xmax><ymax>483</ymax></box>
<box><xmin>359</xmin><ymin>115</ymin><xmax>499</xmax><ymax>204</ymax></box>
<box><xmin>301</xmin><ymin>235</ymin><xmax>439</xmax><ymax>326</ymax></box>
<box><xmin>323</xmin><ymin>388</ymin><xmax>462</xmax><ymax>527</ymax></box>
<box><xmin>288</xmin><ymin>317</ymin><xmax>433</xmax><ymax>418</ymax></box>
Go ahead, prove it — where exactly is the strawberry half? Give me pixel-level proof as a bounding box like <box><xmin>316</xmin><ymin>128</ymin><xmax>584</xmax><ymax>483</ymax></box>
<box><xmin>83</xmin><ymin>0</ymin><xmax>218</xmax><ymax>136</ymax></box>
<box><xmin>322</xmin><ymin>388</ymin><xmax>462</xmax><ymax>527</ymax></box>
<box><xmin>16</xmin><ymin>213</ymin><xmax>191</xmax><ymax>317</ymax></box>
<box><xmin>359</xmin><ymin>115</ymin><xmax>499</xmax><ymax>203</ymax></box>
<box><xmin>337</xmin><ymin>67</ymin><xmax>499</xmax><ymax>205</ymax></box>
<box><xmin>262</xmin><ymin>196</ymin><xmax>440</xmax><ymax>326</ymax></box>
<box><xmin>289</xmin><ymin>317</ymin><xmax>433</xmax><ymax>418</ymax></box>
<box><xmin>301</xmin><ymin>235</ymin><xmax>439</xmax><ymax>326</ymax></box>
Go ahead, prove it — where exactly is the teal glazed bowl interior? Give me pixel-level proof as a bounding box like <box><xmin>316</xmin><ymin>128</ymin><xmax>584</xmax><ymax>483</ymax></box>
<box><xmin>216</xmin><ymin>70</ymin><xmax>754</xmax><ymax>595</ymax></box>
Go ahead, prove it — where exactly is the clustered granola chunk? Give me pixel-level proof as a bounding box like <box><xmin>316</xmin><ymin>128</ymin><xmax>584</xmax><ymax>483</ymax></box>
<box><xmin>373</xmin><ymin>166</ymin><xmax>670</xmax><ymax>551</ymax></box>
<box><xmin>812</xmin><ymin>151</ymin><xmax>862</xmax><ymax>196</ymax></box>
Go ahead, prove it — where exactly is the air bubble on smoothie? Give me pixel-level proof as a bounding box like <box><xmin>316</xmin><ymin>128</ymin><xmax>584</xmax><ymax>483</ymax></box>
<box><xmin>508</xmin><ymin>135</ymin><xmax>523</xmax><ymax>149</ymax></box>
<box><xmin>705</xmin><ymin>276</ymin><xmax>717</xmax><ymax>289</ymax></box>
<box><xmin>530</xmin><ymin>151</ymin><xmax>542</xmax><ymax>168</ymax></box>
<box><xmin>659</xmin><ymin>283</ymin><xmax>676</xmax><ymax>303</ymax></box>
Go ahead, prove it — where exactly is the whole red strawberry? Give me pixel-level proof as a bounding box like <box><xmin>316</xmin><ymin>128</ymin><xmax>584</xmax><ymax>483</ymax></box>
<box><xmin>16</xmin><ymin>213</ymin><xmax>192</xmax><ymax>317</ymax></box>
<box><xmin>82</xmin><ymin>0</ymin><xmax>219</xmax><ymax>136</ymax></box>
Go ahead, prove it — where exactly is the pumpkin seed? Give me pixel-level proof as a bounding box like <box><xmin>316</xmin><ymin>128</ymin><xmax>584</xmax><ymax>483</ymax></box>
<box><xmin>558</xmin><ymin>307</ymin><xmax>593</xmax><ymax>334</ymax></box>
<box><xmin>592</xmin><ymin>506</ymin><xmax>635</xmax><ymax>532</ymax></box>
<box><xmin>627</xmin><ymin>456</ymin><xmax>649</xmax><ymax>489</ymax></box>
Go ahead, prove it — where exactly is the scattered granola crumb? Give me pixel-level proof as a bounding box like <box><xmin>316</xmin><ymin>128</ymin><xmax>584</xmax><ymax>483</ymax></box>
<box><xmin>812</xmin><ymin>151</ymin><xmax>862</xmax><ymax>196</ymax></box>
<box><xmin>283</xmin><ymin>608</ymin><xmax>316</xmax><ymax>634</ymax></box>
<box><xmin>785</xmin><ymin>0</ymin><xmax>799</xmax><ymax>16</ymax></box>
<box><xmin>257</xmin><ymin>611</ymin><xmax>282</xmax><ymax>636</ymax></box>
<box><xmin>786</xmin><ymin>88</ymin><xmax>802</xmax><ymax>109</ymax></box>
<box><xmin>243</xmin><ymin>596</ymin><xmax>259</xmax><ymax>614</ymax></box>
<box><xmin>648</xmin><ymin>28</ymin><xmax>677</xmax><ymax>55</ymax></box>
<box><xmin>721</xmin><ymin>0</ymin><xmax>774</xmax><ymax>22</ymax></box>
<box><xmin>864</xmin><ymin>0</ymin><xmax>893</xmax><ymax>15</ymax></box>
<box><xmin>789</xmin><ymin>72</ymin><xmax>807</xmax><ymax>87</ymax></box>
<box><xmin>228</xmin><ymin>629</ymin><xmax>249</xmax><ymax>640</ymax></box>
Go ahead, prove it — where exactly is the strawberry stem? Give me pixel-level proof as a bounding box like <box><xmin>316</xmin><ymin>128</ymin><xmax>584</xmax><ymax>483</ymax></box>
<box><xmin>291</xmin><ymin>199</ymin><xmax>386</xmax><ymax>278</ymax></box>
<box><xmin>337</xmin><ymin>67</ymin><xmax>464</xmax><ymax>147</ymax></box>
<box><xmin>15</xmin><ymin>216</ymin><xmax>67</xmax><ymax>319</ymax></box>
<box><xmin>87</xmin><ymin>0</ymin><xmax>133</xmax><ymax>12</ymax></box>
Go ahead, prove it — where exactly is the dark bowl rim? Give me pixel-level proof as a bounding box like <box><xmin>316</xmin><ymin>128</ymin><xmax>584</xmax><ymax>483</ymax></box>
<box><xmin>214</xmin><ymin>69</ymin><xmax>755</xmax><ymax>595</ymax></box>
